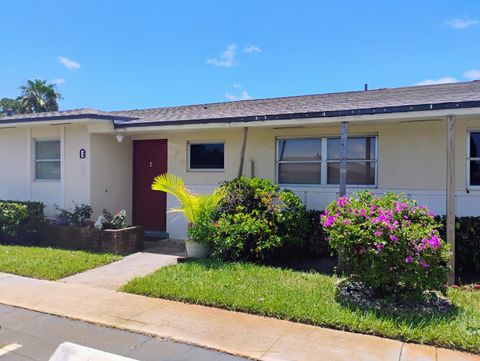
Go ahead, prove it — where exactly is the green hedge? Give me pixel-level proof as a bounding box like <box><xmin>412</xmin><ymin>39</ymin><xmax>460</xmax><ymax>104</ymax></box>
<box><xmin>435</xmin><ymin>216</ymin><xmax>480</xmax><ymax>274</ymax></box>
<box><xmin>307</xmin><ymin>212</ymin><xmax>480</xmax><ymax>275</ymax></box>
<box><xmin>0</xmin><ymin>200</ymin><xmax>45</xmax><ymax>244</ymax></box>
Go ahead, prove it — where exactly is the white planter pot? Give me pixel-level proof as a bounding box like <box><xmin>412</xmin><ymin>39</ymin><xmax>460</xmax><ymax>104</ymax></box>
<box><xmin>185</xmin><ymin>239</ymin><xmax>209</xmax><ymax>258</ymax></box>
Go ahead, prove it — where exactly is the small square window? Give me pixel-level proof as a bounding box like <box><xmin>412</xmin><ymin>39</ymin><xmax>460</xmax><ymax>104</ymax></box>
<box><xmin>35</xmin><ymin>140</ymin><xmax>60</xmax><ymax>180</ymax></box>
<box><xmin>188</xmin><ymin>142</ymin><xmax>224</xmax><ymax>170</ymax></box>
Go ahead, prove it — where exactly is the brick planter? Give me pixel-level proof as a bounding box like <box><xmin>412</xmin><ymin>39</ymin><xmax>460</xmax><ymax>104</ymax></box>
<box><xmin>39</xmin><ymin>224</ymin><xmax>144</xmax><ymax>255</ymax></box>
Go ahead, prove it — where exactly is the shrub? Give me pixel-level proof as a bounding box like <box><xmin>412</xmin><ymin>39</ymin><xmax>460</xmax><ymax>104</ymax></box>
<box><xmin>305</xmin><ymin>209</ymin><xmax>330</xmax><ymax>256</ymax></box>
<box><xmin>0</xmin><ymin>202</ymin><xmax>28</xmax><ymax>236</ymax></box>
<box><xmin>321</xmin><ymin>191</ymin><xmax>450</xmax><ymax>297</ymax></box>
<box><xmin>435</xmin><ymin>216</ymin><xmax>480</xmax><ymax>274</ymax></box>
<box><xmin>0</xmin><ymin>200</ymin><xmax>45</xmax><ymax>242</ymax></box>
<box><xmin>55</xmin><ymin>203</ymin><xmax>92</xmax><ymax>227</ymax></box>
<box><xmin>190</xmin><ymin>177</ymin><xmax>308</xmax><ymax>261</ymax></box>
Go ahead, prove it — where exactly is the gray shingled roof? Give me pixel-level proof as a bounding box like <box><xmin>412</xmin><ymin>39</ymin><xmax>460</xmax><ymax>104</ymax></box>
<box><xmin>111</xmin><ymin>81</ymin><xmax>480</xmax><ymax>126</ymax></box>
<box><xmin>2</xmin><ymin>81</ymin><xmax>480</xmax><ymax>127</ymax></box>
<box><xmin>0</xmin><ymin>108</ymin><xmax>120</xmax><ymax>121</ymax></box>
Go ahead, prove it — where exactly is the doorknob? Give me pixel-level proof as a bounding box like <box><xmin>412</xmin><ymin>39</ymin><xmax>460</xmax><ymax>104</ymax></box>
<box><xmin>149</xmin><ymin>161</ymin><xmax>153</xmax><ymax>168</ymax></box>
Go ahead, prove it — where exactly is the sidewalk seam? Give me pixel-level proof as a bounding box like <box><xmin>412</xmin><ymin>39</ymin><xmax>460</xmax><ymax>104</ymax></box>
<box><xmin>398</xmin><ymin>343</ymin><xmax>404</xmax><ymax>361</ymax></box>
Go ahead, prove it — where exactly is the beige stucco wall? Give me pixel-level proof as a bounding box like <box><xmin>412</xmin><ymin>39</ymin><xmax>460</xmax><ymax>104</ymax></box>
<box><xmin>90</xmin><ymin>134</ymin><xmax>133</xmax><ymax>223</ymax></box>
<box><xmin>133</xmin><ymin>117</ymin><xmax>480</xmax><ymax>238</ymax></box>
<box><xmin>135</xmin><ymin>121</ymin><xmax>449</xmax><ymax>189</ymax></box>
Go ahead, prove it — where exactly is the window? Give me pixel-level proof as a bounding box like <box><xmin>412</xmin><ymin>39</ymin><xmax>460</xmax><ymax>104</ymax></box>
<box><xmin>326</xmin><ymin>137</ymin><xmax>376</xmax><ymax>185</ymax></box>
<box><xmin>468</xmin><ymin>132</ymin><xmax>480</xmax><ymax>187</ymax></box>
<box><xmin>188</xmin><ymin>142</ymin><xmax>224</xmax><ymax>170</ymax></box>
<box><xmin>35</xmin><ymin>140</ymin><xmax>60</xmax><ymax>180</ymax></box>
<box><xmin>276</xmin><ymin>136</ymin><xmax>377</xmax><ymax>186</ymax></box>
<box><xmin>277</xmin><ymin>139</ymin><xmax>322</xmax><ymax>184</ymax></box>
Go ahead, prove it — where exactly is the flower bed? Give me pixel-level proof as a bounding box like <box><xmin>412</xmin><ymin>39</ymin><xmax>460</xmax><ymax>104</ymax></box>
<box><xmin>39</xmin><ymin>224</ymin><xmax>143</xmax><ymax>255</ymax></box>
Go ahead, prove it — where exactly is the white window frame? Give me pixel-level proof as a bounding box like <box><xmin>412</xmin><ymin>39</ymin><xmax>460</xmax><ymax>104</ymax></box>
<box><xmin>467</xmin><ymin>130</ymin><xmax>480</xmax><ymax>190</ymax></box>
<box><xmin>187</xmin><ymin>141</ymin><xmax>225</xmax><ymax>172</ymax></box>
<box><xmin>34</xmin><ymin>138</ymin><xmax>61</xmax><ymax>181</ymax></box>
<box><xmin>275</xmin><ymin>135</ymin><xmax>378</xmax><ymax>188</ymax></box>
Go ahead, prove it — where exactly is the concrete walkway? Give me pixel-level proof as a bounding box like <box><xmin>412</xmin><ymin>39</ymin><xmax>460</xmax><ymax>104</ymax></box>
<box><xmin>0</xmin><ymin>273</ymin><xmax>478</xmax><ymax>361</ymax></box>
<box><xmin>61</xmin><ymin>251</ymin><xmax>179</xmax><ymax>290</ymax></box>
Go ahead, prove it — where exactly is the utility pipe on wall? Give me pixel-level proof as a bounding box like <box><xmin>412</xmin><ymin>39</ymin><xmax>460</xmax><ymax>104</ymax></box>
<box><xmin>238</xmin><ymin>127</ymin><xmax>249</xmax><ymax>177</ymax></box>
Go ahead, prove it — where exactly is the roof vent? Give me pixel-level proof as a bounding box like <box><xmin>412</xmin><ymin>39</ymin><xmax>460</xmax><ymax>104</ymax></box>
<box><xmin>364</xmin><ymin>84</ymin><xmax>368</xmax><ymax>91</ymax></box>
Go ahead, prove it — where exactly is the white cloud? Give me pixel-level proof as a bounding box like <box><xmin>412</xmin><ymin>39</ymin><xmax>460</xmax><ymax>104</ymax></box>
<box><xmin>415</xmin><ymin>77</ymin><xmax>458</xmax><ymax>86</ymax></box>
<box><xmin>58</xmin><ymin>56</ymin><xmax>81</xmax><ymax>69</ymax></box>
<box><xmin>443</xmin><ymin>18</ymin><xmax>478</xmax><ymax>29</ymax></box>
<box><xmin>243</xmin><ymin>44</ymin><xmax>261</xmax><ymax>53</ymax></box>
<box><xmin>464</xmin><ymin>69</ymin><xmax>480</xmax><ymax>80</ymax></box>
<box><xmin>51</xmin><ymin>78</ymin><xmax>66</xmax><ymax>85</ymax></box>
<box><xmin>232</xmin><ymin>83</ymin><xmax>241</xmax><ymax>88</ymax></box>
<box><xmin>206</xmin><ymin>44</ymin><xmax>237</xmax><ymax>67</ymax></box>
<box><xmin>225</xmin><ymin>90</ymin><xmax>253</xmax><ymax>101</ymax></box>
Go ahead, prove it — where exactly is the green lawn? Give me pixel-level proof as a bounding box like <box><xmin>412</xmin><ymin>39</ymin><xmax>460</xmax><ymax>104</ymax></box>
<box><xmin>0</xmin><ymin>245</ymin><xmax>122</xmax><ymax>280</ymax></box>
<box><xmin>121</xmin><ymin>259</ymin><xmax>480</xmax><ymax>353</ymax></box>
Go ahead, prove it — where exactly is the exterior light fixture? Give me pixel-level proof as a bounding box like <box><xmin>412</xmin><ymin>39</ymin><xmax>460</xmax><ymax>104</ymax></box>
<box><xmin>115</xmin><ymin>129</ymin><xmax>126</xmax><ymax>143</ymax></box>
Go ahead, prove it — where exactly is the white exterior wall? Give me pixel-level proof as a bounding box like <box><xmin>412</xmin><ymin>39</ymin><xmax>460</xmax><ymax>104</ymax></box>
<box><xmin>64</xmin><ymin>125</ymin><xmax>91</xmax><ymax>209</ymax></box>
<box><xmin>0</xmin><ymin>128</ymin><xmax>29</xmax><ymax>201</ymax></box>
<box><xmin>0</xmin><ymin>124</ymin><xmax>91</xmax><ymax>216</ymax></box>
<box><xmin>90</xmin><ymin>134</ymin><xmax>133</xmax><ymax>223</ymax></box>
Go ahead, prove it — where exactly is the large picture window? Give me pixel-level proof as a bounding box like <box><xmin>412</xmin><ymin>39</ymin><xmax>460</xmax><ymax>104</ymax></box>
<box><xmin>276</xmin><ymin>136</ymin><xmax>377</xmax><ymax>186</ymax></box>
<box><xmin>35</xmin><ymin>140</ymin><xmax>61</xmax><ymax>180</ymax></box>
<box><xmin>468</xmin><ymin>132</ymin><xmax>480</xmax><ymax>187</ymax></box>
<box><xmin>188</xmin><ymin>142</ymin><xmax>225</xmax><ymax>170</ymax></box>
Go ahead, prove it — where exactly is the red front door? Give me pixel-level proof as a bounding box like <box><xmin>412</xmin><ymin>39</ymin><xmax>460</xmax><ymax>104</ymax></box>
<box><xmin>133</xmin><ymin>139</ymin><xmax>168</xmax><ymax>231</ymax></box>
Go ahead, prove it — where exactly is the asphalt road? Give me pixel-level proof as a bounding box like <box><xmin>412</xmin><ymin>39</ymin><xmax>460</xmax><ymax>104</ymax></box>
<box><xmin>0</xmin><ymin>304</ymin><xmax>249</xmax><ymax>361</ymax></box>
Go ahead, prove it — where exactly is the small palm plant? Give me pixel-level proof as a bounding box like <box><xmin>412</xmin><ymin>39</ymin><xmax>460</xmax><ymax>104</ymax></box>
<box><xmin>152</xmin><ymin>173</ymin><xmax>224</xmax><ymax>258</ymax></box>
<box><xmin>151</xmin><ymin>173</ymin><xmax>224</xmax><ymax>225</ymax></box>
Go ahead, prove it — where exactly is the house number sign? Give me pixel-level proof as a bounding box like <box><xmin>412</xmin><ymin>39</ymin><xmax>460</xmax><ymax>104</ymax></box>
<box><xmin>79</xmin><ymin>149</ymin><xmax>86</xmax><ymax>159</ymax></box>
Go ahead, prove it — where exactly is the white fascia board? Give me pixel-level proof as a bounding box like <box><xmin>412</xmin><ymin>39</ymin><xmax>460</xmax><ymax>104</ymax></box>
<box><xmin>0</xmin><ymin>117</ymin><xmax>112</xmax><ymax>129</ymax></box>
<box><xmin>119</xmin><ymin>107</ymin><xmax>480</xmax><ymax>134</ymax></box>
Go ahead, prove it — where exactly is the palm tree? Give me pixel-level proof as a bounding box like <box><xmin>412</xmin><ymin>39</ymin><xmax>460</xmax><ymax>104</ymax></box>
<box><xmin>151</xmin><ymin>173</ymin><xmax>224</xmax><ymax>224</ymax></box>
<box><xmin>18</xmin><ymin>79</ymin><xmax>62</xmax><ymax>113</ymax></box>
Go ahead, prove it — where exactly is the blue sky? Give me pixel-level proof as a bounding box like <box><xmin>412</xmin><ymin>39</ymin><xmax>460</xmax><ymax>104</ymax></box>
<box><xmin>0</xmin><ymin>0</ymin><xmax>479</xmax><ymax>111</ymax></box>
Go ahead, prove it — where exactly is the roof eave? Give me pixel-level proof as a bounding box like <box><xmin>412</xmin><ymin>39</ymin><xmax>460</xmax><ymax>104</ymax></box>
<box><xmin>114</xmin><ymin>100</ymin><xmax>480</xmax><ymax>129</ymax></box>
<box><xmin>0</xmin><ymin>113</ymin><xmax>137</xmax><ymax>126</ymax></box>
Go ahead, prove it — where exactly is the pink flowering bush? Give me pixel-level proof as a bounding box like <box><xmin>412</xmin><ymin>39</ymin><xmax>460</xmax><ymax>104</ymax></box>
<box><xmin>321</xmin><ymin>191</ymin><xmax>450</xmax><ymax>297</ymax></box>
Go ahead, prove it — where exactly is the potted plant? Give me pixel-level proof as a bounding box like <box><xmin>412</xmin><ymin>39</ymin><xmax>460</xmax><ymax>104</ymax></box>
<box><xmin>151</xmin><ymin>173</ymin><xmax>224</xmax><ymax>258</ymax></box>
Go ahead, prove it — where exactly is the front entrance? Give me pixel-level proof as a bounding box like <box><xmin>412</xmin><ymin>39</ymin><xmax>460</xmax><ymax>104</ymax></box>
<box><xmin>133</xmin><ymin>139</ymin><xmax>168</xmax><ymax>231</ymax></box>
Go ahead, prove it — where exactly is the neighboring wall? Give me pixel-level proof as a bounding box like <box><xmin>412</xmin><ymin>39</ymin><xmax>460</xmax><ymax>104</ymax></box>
<box><xmin>0</xmin><ymin>124</ymin><xmax>91</xmax><ymax>216</ymax></box>
<box><xmin>0</xmin><ymin>128</ymin><xmax>29</xmax><ymax>201</ymax></box>
<box><xmin>90</xmin><ymin>134</ymin><xmax>133</xmax><ymax>223</ymax></box>
<box><xmin>134</xmin><ymin>117</ymin><xmax>480</xmax><ymax>239</ymax></box>
<box><xmin>64</xmin><ymin>125</ymin><xmax>91</xmax><ymax>209</ymax></box>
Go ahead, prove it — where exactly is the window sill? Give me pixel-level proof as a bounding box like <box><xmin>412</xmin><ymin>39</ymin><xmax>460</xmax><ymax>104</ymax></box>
<box><xmin>187</xmin><ymin>169</ymin><xmax>225</xmax><ymax>173</ymax></box>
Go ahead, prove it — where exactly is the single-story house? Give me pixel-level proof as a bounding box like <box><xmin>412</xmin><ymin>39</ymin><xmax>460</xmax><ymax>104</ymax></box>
<box><xmin>1</xmin><ymin>81</ymin><xmax>480</xmax><ymax>241</ymax></box>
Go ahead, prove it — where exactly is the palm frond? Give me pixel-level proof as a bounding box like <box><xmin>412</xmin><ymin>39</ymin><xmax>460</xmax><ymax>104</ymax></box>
<box><xmin>152</xmin><ymin>173</ymin><xmax>200</xmax><ymax>223</ymax></box>
<box><xmin>152</xmin><ymin>173</ymin><xmax>225</xmax><ymax>224</ymax></box>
